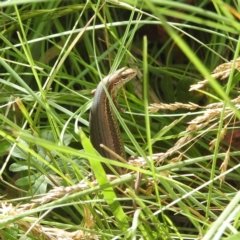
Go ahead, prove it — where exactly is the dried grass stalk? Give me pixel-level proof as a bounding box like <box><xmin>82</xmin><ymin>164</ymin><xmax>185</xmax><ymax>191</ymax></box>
<box><xmin>190</xmin><ymin>57</ymin><xmax>240</xmax><ymax>91</ymax></box>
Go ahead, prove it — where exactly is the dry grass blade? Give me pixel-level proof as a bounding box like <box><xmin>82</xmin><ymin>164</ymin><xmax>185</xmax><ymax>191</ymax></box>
<box><xmin>156</xmin><ymin>106</ymin><xmax>237</xmax><ymax>164</ymax></box>
<box><xmin>151</xmin><ymin>58</ymin><xmax>240</xmax><ymax>165</ymax></box>
<box><xmin>0</xmin><ymin>202</ymin><xmax>98</xmax><ymax>240</ymax></box>
<box><xmin>219</xmin><ymin>148</ymin><xmax>230</xmax><ymax>186</ymax></box>
<box><xmin>149</xmin><ymin>102</ymin><xmax>201</xmax><ymax>113</ymax></box>
<box><xmin>190</xmin><ymin>57</ymin><xmax>240</xmax><ymax>91</ymax></box>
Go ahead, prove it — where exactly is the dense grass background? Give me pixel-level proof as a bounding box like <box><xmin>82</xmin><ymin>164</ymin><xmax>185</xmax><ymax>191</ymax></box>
<box><xmin>0</xmin><ymin>0</ymin><xmax>240</xmax><ymax>239</ymax></box>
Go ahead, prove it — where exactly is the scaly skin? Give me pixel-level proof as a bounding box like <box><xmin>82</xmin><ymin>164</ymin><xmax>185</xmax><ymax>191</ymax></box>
<box><xmin>89</xmin><ymin>67</ymin><xmax>137</xmax><ymax>174</ymax></box>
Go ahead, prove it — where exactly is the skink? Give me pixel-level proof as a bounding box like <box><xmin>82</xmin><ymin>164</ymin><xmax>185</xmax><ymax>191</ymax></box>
<box><xmin>89</xmin><ymin>67</ymin><xmax>137</xmax><ymax>174</ymax></box>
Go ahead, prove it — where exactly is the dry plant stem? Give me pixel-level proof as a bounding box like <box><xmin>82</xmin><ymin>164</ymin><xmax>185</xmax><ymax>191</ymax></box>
<box><xmin>149</xmin><ymin>96</ymin><xmax>240</xmax><ymax>113</ymax></box>
<box><xmin>156</xmin><ymin>109</ymin><xmax>235</xmax><ymax>164</ymax></box>
<box><xmin>190</xmin><ymin>57</ymin><xmax>240</xmax><ymax>91</ymax></box>
<box><xmin>149</xmin><ymin>100</ymin><xmax>240</xmax><ymax>165</ymax></box>
<box><xmin>148</xmin><ymin>56</ymin><xmax>240</xmax><ymax>165</ymax></box>
<box><xmin>1</xmin><ymin>202</ymin><xmax>97</xmax><ymax>240</ymax></box>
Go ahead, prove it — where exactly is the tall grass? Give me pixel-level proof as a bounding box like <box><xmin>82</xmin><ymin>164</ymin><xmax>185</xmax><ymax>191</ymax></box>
<box><xmin>0</xmin><ymin>0</ymin><xmax>239</xmax><ymax>239</ymax></box>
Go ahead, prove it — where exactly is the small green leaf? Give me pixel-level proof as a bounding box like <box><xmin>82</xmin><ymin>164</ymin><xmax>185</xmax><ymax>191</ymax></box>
<box><xmin>9</xmin><ymin>162</ymin><xmax>35</xmax><ymax>172</ymax></box>
<box><xmin>15</xmin><ymin>173</ymin><xmax>51</xmax><ymax>195</ymax></box>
